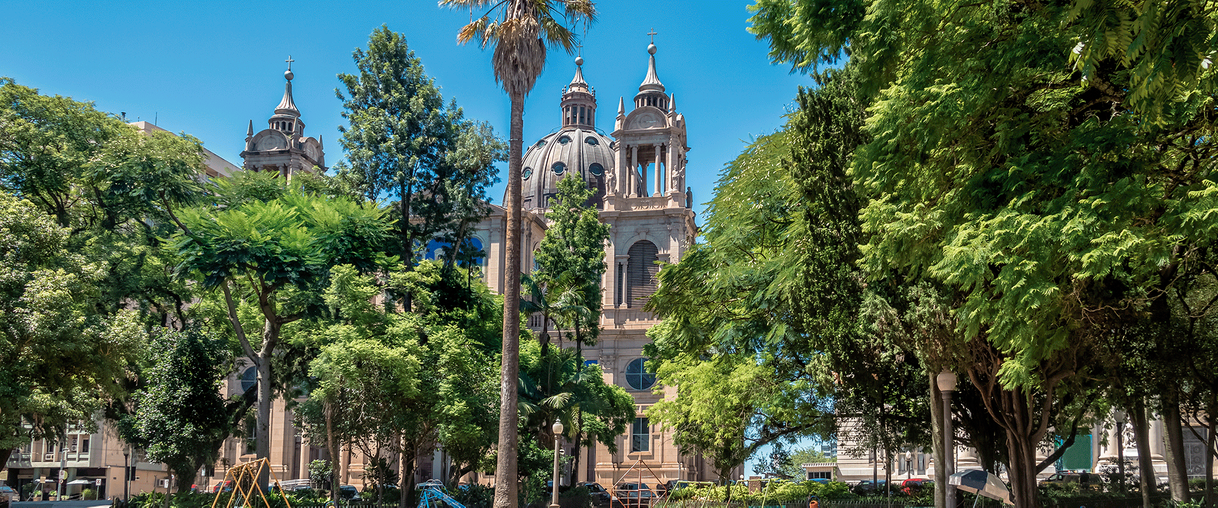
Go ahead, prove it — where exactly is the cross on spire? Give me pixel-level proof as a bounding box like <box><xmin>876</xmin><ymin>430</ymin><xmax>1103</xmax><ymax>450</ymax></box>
<box><xmin>576</xmin><ymin>42</ymin><xmax>583</xmax><ymax>57</ymax></box>
<box><xmin>285</xmin><ymin>55</ymin><xmax>294</xmax><ymax>71</ymax></box>
<box><xmin>647</xmin><ymin>28</ymin><xmax>657</xmax><ymax>44</ymax></box>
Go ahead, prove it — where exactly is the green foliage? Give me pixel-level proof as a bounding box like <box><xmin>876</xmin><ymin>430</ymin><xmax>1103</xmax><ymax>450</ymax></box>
<box><xmin>675</xmin><ymin>480</ymin><xmax>851</xmax><ymax>504</ymax></box>
<box><xmin>0</xmin><ymin>191</ymin><xmax>144</xmax><ymax>451</ymax></box>
<box><xmin>335</xmin><ymin>26</ymin><xmax>504</xmax><ymax>268</ymax></box>
<box><xmin>644</xmin><ymin>71</ymin><xmax>873</xmax><ymax>482</ymax></box>
<box><xmin>128</xmin><ymin>328</ymin><xmax>230</xmax><ymax>494</ymax></box>
<box><xmin>531</xmin><ymin>175</ymin><xmax>611</xmax><ymax>346</ymax></box>
<box><xmin>308</xmin><ymin>459</ymin><xmax>333</xmax><ymax>490</ymax></box>
<box><xmin>748</xmin><ymin>1</ymin><xmax>1218</xmax><ymax>507</ymax></box>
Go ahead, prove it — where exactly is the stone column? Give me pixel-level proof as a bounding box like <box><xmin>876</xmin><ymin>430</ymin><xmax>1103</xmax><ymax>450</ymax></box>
<box><xmin>617</xmin><ymin>256</ymin><xmax>629</xmax><ymax>308</ymax></box>
<box><xmin>1150</xmin><ymin>417</ymin><xmax>1166</xmax><ymax>461</ymax></box>
<box><xmin>630</xmin><ymin>145</ymin><xmax>639</xmax><ymax>197</ymax></box>
<box><xmin>654</xmin><ymin>144</ymin><xmax>663</xmax><ymax>196</ymax></box>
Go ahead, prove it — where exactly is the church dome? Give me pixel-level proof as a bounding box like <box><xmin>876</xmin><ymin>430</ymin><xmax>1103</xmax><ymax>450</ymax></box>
<box><xmin>518</xmin><ymin>126</ymin><xmax>614</xmax><ymax>210</ymax></box>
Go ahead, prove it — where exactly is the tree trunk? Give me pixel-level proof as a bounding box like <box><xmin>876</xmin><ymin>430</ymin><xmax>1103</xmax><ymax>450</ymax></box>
<box><xmin>327</xmin><ymin>401</ymin><xmax>340</xmax><ymax>504</ymax></box>
<box><xmin>493</xmin><ymin>94</ymin><xmax>525</xmax><ymax>508</ymax></box>
<box><xmin>1130</xmin><ymin>400</ymin><xmax>1154</xmax><ymax>508</ymax></box>
<box><xmin>257</xmin><ymin>325</ymin><xmax>277</xmax><ymax>491</ymax></box>
<box><xmin>1164</xmin><ymin>390</ymin><xmax>1190</xmax><ymax>503</ymax></box>
<box><xmin>930</xmin><ymin>373</ymin><xmax>946</xmax><ymax>508</ymax></box>
<box><xmin>1005</xmin><ymin>427</ymin><xmax>1039</xmax><ymax>508</ymax></box>
<box><xmin>569</xmin><ymin>410</ymin><xmax>583</xmax><ymax>487</ymax></box>
<box><xmin>399</xmin><ymin>434</ymin><xmax>416</xmax><ymax>508</ymax></box>
<box><xmin>1205</xmin><ymin>394</ymin><xmax>1216</xmax><ymax>508</ymax></box>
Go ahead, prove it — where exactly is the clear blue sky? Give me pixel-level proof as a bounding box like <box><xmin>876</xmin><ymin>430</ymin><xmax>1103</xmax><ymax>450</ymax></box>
<box><xmin>1</xmin><ymin>0</ymin><xmax>811</xmax><ymax>221</ymax></box>
<box><xmin>1</xmin><ymin>0</ymin><xmax>814</xmax><ymax>477</ymax></box>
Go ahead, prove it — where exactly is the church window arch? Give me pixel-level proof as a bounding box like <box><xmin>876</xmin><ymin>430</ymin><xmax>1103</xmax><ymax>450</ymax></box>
<box><xmin>552</xmin><ymin>162</ymin><xmax>566</xmax><ymax>175</ymax></box>
<box><xmin>585</xmin><ymin>136</ymin><xmax>599</xmax><ymax>146</ymax></box>
<box><xmin>589</xmin><ymin>163</ymin><xmax>604</xmax><ymax>176</ymax></box>
<box><xmin>240</xmin><ymin>367</ymin><xmax>257</xmax><ymax>393</ymax></box>
<box><xmin>626</xmin><ymin>240</ymin><xmax>659</xmax><ymax>306</ymax></box>
<box><xmin>558</xmin><ymin>135</ymin><xmax>572</xmax><ymax>145</ymax></box>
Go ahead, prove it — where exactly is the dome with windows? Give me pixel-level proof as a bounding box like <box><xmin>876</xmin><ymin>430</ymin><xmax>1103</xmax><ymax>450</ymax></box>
<box><xmin>513</xmin><ymin>57</ymin><xmax>615</xmax><ymax>211</ymax></box>
<box><xmin>519</xmin><ymin>127</ymin><xmax>614</xmax><ymax>210</ymax></box>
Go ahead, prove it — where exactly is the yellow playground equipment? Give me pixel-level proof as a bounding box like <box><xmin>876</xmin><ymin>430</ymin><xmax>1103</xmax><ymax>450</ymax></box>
<box><xmin>210</xmin><ymin>458</ymin><xmax>295</xmax><ymax>508</ymax></box>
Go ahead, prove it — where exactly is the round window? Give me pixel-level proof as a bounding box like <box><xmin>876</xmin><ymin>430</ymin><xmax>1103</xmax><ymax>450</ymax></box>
<box><xmin>558</xmin><ymin>135</ymin><xmax>572</xmax><ymax>145</ymax></box>
<box><xmin>589</xmin><ymin>163</ymin><xmax>604</xmax><ymax>176</ymax></box>
<box><xmin>552</xmin><ymin>162</ymin><xmax>566</xmax><ymax>174</ymax></box>
<box><xmin>536</xmin><ymin>139</ymin><xmax>548</xmax><ymax>148</ymax></box>
<box><xmin>585</xmin><ymin>136</ymin><xmax>600</xmax><ymax>146</ymax></box>
<box><xmin>523</xmin><ymin>167</ymin><xmax>533</xmax><ymax>180</ymax></box>
<box><xmin>625</xmin><ymin>358</ymin><xmax>655</xmax><ymax>390</ymax></box>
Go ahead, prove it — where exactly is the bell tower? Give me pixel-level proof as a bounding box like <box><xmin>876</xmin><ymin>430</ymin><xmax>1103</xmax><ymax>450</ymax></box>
<box><xmin>241</xmin><ymin>56</ymin><xmax>326</xmax><ymax>177</ymax></box>
<box><xmin>609</xmin><ymin>39</ymin><xmax>689</xmax><ymax>206</ymax></box>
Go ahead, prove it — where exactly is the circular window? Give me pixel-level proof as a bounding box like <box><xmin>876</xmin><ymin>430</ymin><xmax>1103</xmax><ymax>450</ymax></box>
<box><xmin>558</xmin><ymin>135</ymin><xmax>572</xmax><ymax>145</ymax></box>
<box><xmin>585</xmin><ymin>136</ymin><xmax>600</xmax><ymax>146</ymax></box>
<box><xmin>552</xmin><ymin>162</ymin><xmax>566</xmax><ymax>175</ymax></box>
<box><xmin>589</xmin><ymin>163</ymin><xmax>604</xmax><ymax>176</ymax></box>
<box><xmin>625</xmin><ymin>358</ymin><xmax>655</xmax><ymax>391</ymax></box>
<box><xmin>536</xmin><ymin>139</ymin><xmax>548</xmax><ymax>148</ymax></box>
<box><xmin>240</xmin><ymin>367</ymin><xmax>257</xmax><ymax>393</ymax></box>
<box><xmin>523</xmin><ymin>167</ymin><xmax>533</xmax><ymax>180</ymax></box>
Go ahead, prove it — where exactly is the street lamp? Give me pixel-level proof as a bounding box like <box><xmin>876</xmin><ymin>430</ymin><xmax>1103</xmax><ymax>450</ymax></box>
<box><xmin>1113</xmin><ymin>409</ymin><xmax>1127</xmax><ymax>494</ymax></box>
<box><xmin>937</xmin><ymin>370</ymin><xmax>957</xmax><ymax>508</ymax></box>
<box><xmin>123</xmin><ymin>447</ymin><xmax>131</xmax><ymax>501</ymax></box>
<box><xmin>551</xmin><ymin>419</ymin><xmax>564</xmax><ymax>508</ymax></box>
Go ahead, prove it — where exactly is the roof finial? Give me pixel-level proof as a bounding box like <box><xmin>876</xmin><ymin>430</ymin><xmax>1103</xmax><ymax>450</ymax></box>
<box><xmin>285</xmin><ymin>55</ymin><xmax>294</xmax><ymax>72</ymax></box>
<box><xmin>648</xmin><ymin>28</ymin><xmax>657</xmax><ymax>45</ymax></box>
<box><xmin>284</xmin><ymin>56</ymin><xmax>295</xmax><ymax>81</ymax></box>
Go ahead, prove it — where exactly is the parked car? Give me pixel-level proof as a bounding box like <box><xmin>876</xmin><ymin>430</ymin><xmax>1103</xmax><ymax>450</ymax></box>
<box><xmin>212</xmin><ymin>481</ymin><xmax>234</xmax><ymax>494</ymax></box>
<box><xmin>612</xmin><ymin>483</ymin><xmax>657</xmax><ymax>508</ymax></box>
<box><xmin>0</xmin><ymin>485</ymin><xmax>19</xmax><ymax>504</ymax></box>
<box><xmin>580</xmin><ymin>482</ymin><xmax>611</xmax><ymax>507</ymax></box>
<box><xmin>339</xmin><ymin>485</ymin><xmax>362</xmax><ymax>501</ymax></box>
<box><xmin>901</xmin><ymin>479</ymin><xmax>930</xmax><ymax>495</ymax></box>
<box><xmin>852</xmin><ymin>480</ymin><xmax>887</xmax><ymax>495</ymax></box>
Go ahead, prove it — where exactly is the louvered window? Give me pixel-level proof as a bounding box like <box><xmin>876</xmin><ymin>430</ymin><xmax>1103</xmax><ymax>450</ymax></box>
<box><xmin>627</xmin><ymin>241</ymin><xmax>659</xmax><ymax>307</ymax></box>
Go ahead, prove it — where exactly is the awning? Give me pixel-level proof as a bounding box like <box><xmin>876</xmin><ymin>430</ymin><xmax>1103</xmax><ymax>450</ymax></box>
<box><xmin>67</xmin><ymin>479</ymin><xmax>94</xmax><ymax>485</ymax></box>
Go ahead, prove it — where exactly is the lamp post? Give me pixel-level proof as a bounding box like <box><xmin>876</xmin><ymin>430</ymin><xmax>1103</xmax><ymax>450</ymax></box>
<box><xmin>1113</xmin><ymin>409</ymin><xmax>1127</xmax><ymax>494</ymax></box>
<box><xmin>936</xmin><ymin>370</ymin><xmax>957</xmax><ymax>508</ymax></box>
<box><xmin>123</xmin><ymin>447</ymin><xmax>130</xmax><ymax>501</ymax></box>
<box><xmin>551</xmin><ymin>419</ymin><xmax>564</xmax><ymax>508</ymax></box>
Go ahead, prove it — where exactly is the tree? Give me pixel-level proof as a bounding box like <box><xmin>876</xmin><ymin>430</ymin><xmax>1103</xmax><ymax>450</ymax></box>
<box><xmin>172</xmin><ymin>176</ymin><xmax>393</xmax><ymax>487</ymax></box>
<box><xmin>0</xmin><ymin>78</ymin><xmax>206</xmax><ymax>330</ymax></box>
<box><xmin>335</xmin><ymin>26</ymin><xmax>504</xmax><ymax>275</ymax></box>
<box><xmin>442</xmin><ymin>3</ymin><xmax>596</xmax><ymax>507</ymax></box>
<box><xmin>749</xmin><ymin>2</ymin><xmax>1217</xmax><ymax>507</ymax></box>
<box><xmin>532</xmin><ymin>174</ymin><xmax>610</xmax><ymax>355</ymax></box>
<box><xmin>0</xmin><ymin>191</ymin><xmax>144</xmax><ymax>466</ymax></box>
<box><xmin>127</xmin><ymin>328</ymin><xmax>229</xmax><ymax>497</ymax></box>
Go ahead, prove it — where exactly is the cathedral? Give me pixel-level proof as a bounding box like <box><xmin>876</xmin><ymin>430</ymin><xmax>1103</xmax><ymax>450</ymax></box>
<box><xmin>460</xmin><ymin>41</ymin><xmax>711</xmax><ymax>487</ymax></box>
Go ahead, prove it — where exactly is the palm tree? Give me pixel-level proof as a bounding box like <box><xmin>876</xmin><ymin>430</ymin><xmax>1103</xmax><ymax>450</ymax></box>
<box><xmin>440</xmin><ymin>1</ymin><xmax>595</xmax><ymax>507</ymax></box>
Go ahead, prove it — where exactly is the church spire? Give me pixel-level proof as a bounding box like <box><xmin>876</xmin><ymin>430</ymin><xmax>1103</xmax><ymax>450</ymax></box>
<box><xmin>268</xmin><ymin>56</ymin><xmax>305</xmax><ymax>135</ymax></box>
<box><xmin>275</xmin><ymin>56</ymin><xmax>299</xmax><ymax>117</ymax></box>
<box><xmin>560</xmin><ymin>55</ymin><xmax>597</xmax><ymax>128</ymax></box>
<box><xmin>634</xmin><ymin>35</ymin><xmax>669</xmax><ymax>111</ymax></box>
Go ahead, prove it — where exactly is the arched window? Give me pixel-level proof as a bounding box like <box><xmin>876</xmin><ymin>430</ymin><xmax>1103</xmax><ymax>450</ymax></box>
<box><xmin>625</xmin><ymin>358</ymin><xmax>656</xmax><ymax>391</ymax></box>
<box><xmin>589</xmin><ymin>163</ymin><xmax>604</xmax><ymax>176</ymax></box>
<box><xmin>558</xmin><ymin>135</ymin><xmax>572</xmax><ymax>145</ymax></box>
<box><xmin>627</xmin><ymin>240</ymin><xmax>659</xmax><ymax>306</ymax></box>
<box><xmin>240</xmin><ymin>367</ymin><xmax>257</xmax><ymax>393</ymax></box>
<box><xmin>585</xmin><ymin>136</ymin><xmax>600</xmax><ymax>146</ymax></box>
<box><xmin>552</xmin><ymin>162</ymin><xmax>566</xmax><ymax>175</ymax></box>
